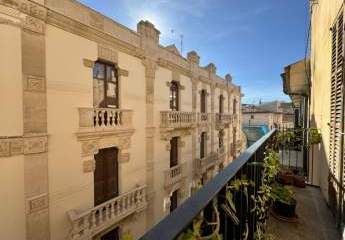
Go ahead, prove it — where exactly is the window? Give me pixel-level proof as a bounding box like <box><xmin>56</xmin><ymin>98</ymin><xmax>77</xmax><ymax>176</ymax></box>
<box><xmin>170</xmin><ymin>81</ymin><xmax>179</xmax><ymax>111</ymax></box>
<box><xmin>200</xmin><ymin>132</ymin><xmax>206</xmax><ymax>159</ymax></box>
<box><xmin>200</xmin><ymin>90</ymin><xmax>207</xmax><ymax>113</ymax></box>
<box><xmin>233</xmin><ymin>98</ymin><xmax>237</xmax><ymax>115</ymax></box>
<box><xmin>219</xmin><ymin>95</ymin><xmax>224</xmax><ymax>113</ymax></box>
<box><xmin>219</xmin><ymin>130</ymin><xmax>224</xmax><ymax>149</ymax></box>
<box><xmin>93</xmin><ymin>61</ymin><xmax>119</xmax><ymax>108</ymax></box>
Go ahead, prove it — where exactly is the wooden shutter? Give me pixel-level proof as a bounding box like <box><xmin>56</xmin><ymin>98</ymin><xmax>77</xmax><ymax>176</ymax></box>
<box><xmin>329</xmin><ymin>12</ymin><xmax>344</xmax><ymax>184</ymax></box>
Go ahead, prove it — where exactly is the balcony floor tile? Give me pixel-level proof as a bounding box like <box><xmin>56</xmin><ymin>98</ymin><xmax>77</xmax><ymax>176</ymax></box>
<box><xmin>268</xmin><ymin>186</ymin><xmax>340</xmax><ymax>240</ymax></box>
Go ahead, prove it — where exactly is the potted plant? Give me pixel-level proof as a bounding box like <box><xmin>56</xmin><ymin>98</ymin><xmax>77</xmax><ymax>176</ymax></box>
<box><xmin>277</xmin><ymin>168</ymin><xmax>294</xmax><ymax>185</ymax></box>
<box><xmin>309</xmin><ymin>128</ymin><xmax>322</xmax><ymax>145</ymax></box>
<box><xmin>271</xmin><ymin>183</ymin><xmax>296</xmax><ymax>218</ymax></box>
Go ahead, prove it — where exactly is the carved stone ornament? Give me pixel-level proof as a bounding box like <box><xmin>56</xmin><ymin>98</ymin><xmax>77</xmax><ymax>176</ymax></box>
<box><xmin>23</xmin><ymin>135</ymin><xmax>47</xmax><ymax>155</ymax></box>
<box><xmin>0</xmin><ymin>0</ymin><xmax>47</xmax><ymax>20</ymax></box>
<box><xmin>81</xmin><ymin>140</ymin><xmax>99</xmax><ymax>156</ymax></box>
<box><xmin>119</xmin><ymin>152</ymin><xmax>130</xmax><ymax>163</ymax></box>
<box><xmin>22</xmin><ymin>15</ymin><xmax>45</xmax><ymax>34</ymax></box>
<box><xmin>118</xmin><ymin>68</ymin><xmax>129</xmax><ymax>77</ymax></box>
<box><xmin>98</xmin><ymin>45</ymin><xmax>118</xmax><ymax>63</ymax></box>
<box><xmin>119</xmin><ymin>137</ymin><xmax>131</xmax><ymax>149</ymax></box>
<box><xmin>26</xmin><ymin>193</ymin><xmax>48</xmax><ymax>214</ymax></box>
<box><xmin>26</xmin><ymin>75</ymin><xmax>45</xmax><ymax>92</ymax></box>
<box><xmin>83</xmin><ymin>159</ymin><xmax>96</xmax><ymax>173</ymax></box>
<box><xmin>0</xmin><ymin>139</ymin><xmax>10</xmax><ymax>157</ymax></box>
<box><xmin>83</xmin><ymin>59</ymin><xmax>95</xmax><ymax>68</ymax></box>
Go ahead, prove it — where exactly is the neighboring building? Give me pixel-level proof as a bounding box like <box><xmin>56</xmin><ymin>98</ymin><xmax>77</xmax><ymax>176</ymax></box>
<box><xmin>0</xmin><ymin>1</ymin><xmax>243</xmax><ymax>240</ymax></box>
<box><xmin>281</xmin><ymin>59</ymin><xmax>309</xmax><ymax>128</ymax></box>
<box><xmin>242</xmin><ymin>101</ymin><xmax>294</xmax><ymax>129</ymax></box>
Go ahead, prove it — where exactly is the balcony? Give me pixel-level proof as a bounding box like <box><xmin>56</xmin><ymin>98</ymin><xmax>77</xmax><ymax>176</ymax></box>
<box><xmin>164</xmin><ymin>163</ymin><xmax>187</xmax><ymax>187</ymax></box>
<box><xmin>78</xmin><ymin>107</ymin><xmax>133</xmax><ymax>133</ymax></box>
<box><xmin>139</xmin><ymin>129</ymin><xmax>338</xmax><ymax>240</ymax></box>
<box><xmin>197</xmin><ymin>112</ymin><xmax>212</xmax><ymax>125</ymax></box>
<box><xmin>160</xmin><ymin>111</ymin><xmax>197</xmax><ymax>129</ymax></box>
<box><xmin>67</xmin><ymin>186</ymin><xmax>146</xmax><ymax>240</ymax></box>
<box><xmin>215</xmin><ymin>113</ymin><xmax>232</xmax><ymax>129</ymax></box>
<box><xmin>194</xmin><ymin>152</ymin><xmax>218</xmax><ymax>174</ymax></box>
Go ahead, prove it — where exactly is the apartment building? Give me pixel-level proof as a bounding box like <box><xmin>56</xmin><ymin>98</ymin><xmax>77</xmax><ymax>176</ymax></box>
<box><xmin>282</xmin><ymin>0</ymin><xmax>345</xmax><ymax>228</ymax></box>
<box><xmin>0</xmin><ymin>0</ymin><xmax>243</xmax><ymax>239</ymax></box>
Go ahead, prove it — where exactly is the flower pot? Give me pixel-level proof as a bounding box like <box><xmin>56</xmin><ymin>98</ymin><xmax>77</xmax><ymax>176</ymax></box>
<box><xmin>278</xmin><ymin>171</ymin><xmax>294</xmax><ymax>185</ymax></box>
<box><xmin>273</xmin><ymin>198</ymin><xmax>297</xmax><ymax>218</ymax></box>
<box><xmin>293</xmin><ymin>175</ymin><xmax>306</xmax><ymax>188</ymax></box>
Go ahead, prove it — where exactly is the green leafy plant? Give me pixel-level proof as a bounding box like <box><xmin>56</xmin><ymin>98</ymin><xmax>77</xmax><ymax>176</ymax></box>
<box><xmin>309</xmin><ymin>128</ymin><xmax>321</xmax><ymax>145</ymax></box>
<box><xmin>122</xmin><ymin>231</ymin><xmax>134</xmax><ymax>240</ymax></box>
<box><xmin>271</xmin><ymin>183</ymin><xmax>294</xmax><ymax>205</ymax></box>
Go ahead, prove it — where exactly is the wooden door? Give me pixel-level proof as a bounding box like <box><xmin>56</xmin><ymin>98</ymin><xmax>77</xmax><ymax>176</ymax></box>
<box><xmin>101</xmin><ymin>227</ymin><xmax>119</xmax><ymax>240</ymax></box>
<box><xmin>94</xmin><ymin>147</ymin><xmax>119</xmax><ymax>206</ymax></box>
<box><xmin>170</xmin><ymin>190</ymin><xmax>178</xmax><ymax>212</ymax></box>
<box><xmin>170</xmin><ymin>137</ymin><xmax>178</xmax><ymax>167</ymax></box>
<box><xmin>200</xmin><ymin>132</ymin><xmax>206</xmax><ymax>159</ymax></box>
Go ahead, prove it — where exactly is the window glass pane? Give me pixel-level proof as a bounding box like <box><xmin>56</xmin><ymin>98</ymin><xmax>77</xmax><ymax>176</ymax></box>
<box><xmin>93</xmin><ymin>62</ymin><xmax>105</xmax><ymax>79</ymax></box>
<box><xmin>106</xmin><ymin>65</ymin><xmax>117</xmax><ymax>82</ymax></box>
<box><xmin>107</xmin><ymin>82</ymin><xmax>117</xmax><ymax>98</ymax></box>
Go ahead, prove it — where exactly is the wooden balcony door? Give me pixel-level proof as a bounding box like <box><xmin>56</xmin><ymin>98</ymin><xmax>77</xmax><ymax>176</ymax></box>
<box><xmin>94</xmin><ymin>147</ymin><xmax>119</xmax><ymax>206</ymax></box>
<box><xmin>170</xmin><ymin>189</ymin><xmax>178</xmax><ymax>212</ymax></box>
<box><xmin>101</xmin><ymin>227</ymin><xmax>119</xmax><ymax>240</ymax></box>
<box><xmin>200</xmin><ymin>132</ymin><xmax>206</xmax><ymax>159</ymax></box>
<box><xmin>170</xmin><ymin>137</ymin><xmax>179</xmax><ymax>167</ymax></box>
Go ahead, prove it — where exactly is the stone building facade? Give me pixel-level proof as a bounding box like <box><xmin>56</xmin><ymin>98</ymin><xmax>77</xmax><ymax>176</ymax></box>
<box><xmin>0</xmin><ymin>0</ymin><xmax>243</xmax><ymax>239</ymax></box>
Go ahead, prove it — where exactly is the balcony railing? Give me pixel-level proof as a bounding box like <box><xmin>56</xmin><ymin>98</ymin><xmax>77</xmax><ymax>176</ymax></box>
<box><xmin>164</xmin><ymin>163</ymin><xmax>187</xmax><ymax>187</ymax></box>
<box><xmin>198</xmin><ymin>112</ymin><xmax>212</xmax><ymax>124</ymax></box>
<box><xmin>215</xmin><ymin>113</ymin><xmax>232</xmax><ymax>129</ymax></box>
<box><xmin>195</xmin><ymin>152</ymin><xmax>218</xmax><ymax>174</ymax></box>
<box><xmin>160</xmin><ymin>111</ymin><xmax>197</xmax><ymax>128</ymax></box>
<box><xmin>78</xmin><ymin>108</ymin><xmax>132</xmax><ymax>131</ymax></box>
<box><xmin>140</xmin><ymin>130</ymin><xmax>276</xmax><ymax>240</ymax></box>
<box><xmin>67</xmin><ymin>186</ymin><xmax>146</xmax><ymax>240</ymax></box>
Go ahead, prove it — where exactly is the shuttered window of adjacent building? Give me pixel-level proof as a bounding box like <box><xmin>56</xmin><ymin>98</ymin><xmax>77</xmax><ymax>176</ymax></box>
<box><xmin>329</xmin><ymin>11</ymin><xmax>344</xmax><ymax>183</ymax></box>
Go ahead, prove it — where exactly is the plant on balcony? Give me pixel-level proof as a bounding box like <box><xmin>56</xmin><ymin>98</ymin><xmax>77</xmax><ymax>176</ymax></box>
<box><xmin>251</xmin><ymin>148</ymin><xmax>280</xmax><ymax>240</ymax></box>
<box><xmin>308</xmin><ymin>128</ymin><xmax>321</xmax><ymax>145</ymax></box>
<box><xmin>271</xmin><ymin>183</ymin><xmax>296</xmax><ymax>218</ymax></box>
<box><xmin>122</xmin><ymin>231</ymin><xmax>134</xmax><ymax>240</ymax></box>
<box><xmin>177</xmin><ymin>201</ymin><xmax>222</xmax><ymax>240</ymax></box>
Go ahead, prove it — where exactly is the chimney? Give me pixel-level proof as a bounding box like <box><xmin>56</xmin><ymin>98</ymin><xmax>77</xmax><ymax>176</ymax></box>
<box><xmin>137</xmin><ymin>20</ymin><xmax>160</xmax><ymax>45</ymax></box>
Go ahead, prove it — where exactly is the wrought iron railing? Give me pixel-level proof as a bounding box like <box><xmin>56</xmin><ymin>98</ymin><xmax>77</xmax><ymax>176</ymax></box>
<box><xmin>140</xmin><ymin>130</ymin><xmax>276</xmax><ymax>240</ymax></box>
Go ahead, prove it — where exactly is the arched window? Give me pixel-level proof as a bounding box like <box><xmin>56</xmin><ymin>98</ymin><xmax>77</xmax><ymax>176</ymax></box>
<box><xmin>170</xmin><ymin>81</ymin><xmax>179</xmax><ymax>111</ymax></box>
<box><xmin>93</xmin><ymin>60</ymin><xmax>119</xmax><ymax>108</ymax></box>
<box><xmin>200</xmin><ymin>89</ymin><xmax>207</xmax><ymax>113</ymax></box>
<box><xmin>219</xmin><ymin>94</ymin><xmax>224</xmax><ymax>113</ymax></box>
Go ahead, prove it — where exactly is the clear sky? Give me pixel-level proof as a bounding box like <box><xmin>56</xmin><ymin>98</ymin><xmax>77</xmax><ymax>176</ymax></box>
<box><xmin>79</xmin><ymin>0</ymin><xmax>309</xmax><ymax>104</ymax></box>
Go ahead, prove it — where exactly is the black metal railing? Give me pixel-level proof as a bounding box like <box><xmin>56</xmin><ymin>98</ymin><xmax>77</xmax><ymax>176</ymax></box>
<box><xmin>277</xmin><ymin>127</ymin><xmax>316</xmax><ymax>183</ymax></box>
<box><xmin>140</xmin><ymin>129</ymin><xmax>276</xmax><ymax>240</ymax></box>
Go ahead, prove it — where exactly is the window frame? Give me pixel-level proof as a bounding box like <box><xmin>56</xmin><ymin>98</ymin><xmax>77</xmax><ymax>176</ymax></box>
<box><xmin>93</xmin><ymin>60</ymin><xmax>119</xmax><ymax>108</ymax></box>
<box><xmin>170</xmin><ymin>81</ymin><xmax>180</xmax><ymax>111</ymax></box>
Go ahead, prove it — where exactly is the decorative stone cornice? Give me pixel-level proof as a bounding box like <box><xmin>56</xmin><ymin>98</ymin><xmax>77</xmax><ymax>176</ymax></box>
<box><xmin>83</xmin><ymin>58</ymin><xmax>94</xmax><ymax>68</ymax></box>
<box><xmin>158</xmin><ymin>58</ymin><xmax>192</xmax><ymax>78</ymax></box>
<box><xmin>118</xmin><ymin>68</ymin><xmax>129</xmax><ymax>77</ymax></box>
<box><xmin>0</xmin><ymin>0</ymin><xmax>47</xmax><ymax>21</ymax></box>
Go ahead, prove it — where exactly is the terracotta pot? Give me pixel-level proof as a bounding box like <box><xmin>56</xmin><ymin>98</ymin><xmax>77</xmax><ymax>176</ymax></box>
<box><xmin>278</xmin><ymin>171</ymin><xmax>294</xmax><ymax>185</ymax></box>
<box><xmin>294</xmin><ymin>175</ymin><xmax>306</xmax><ymax>188</ymax></box>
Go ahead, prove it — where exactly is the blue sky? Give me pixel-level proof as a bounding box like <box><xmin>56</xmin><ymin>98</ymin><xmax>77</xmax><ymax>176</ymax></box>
<box><xmin>79</xmin><ymin>0</ymin><xmax>309</xmax><ymax>104</ymax></box>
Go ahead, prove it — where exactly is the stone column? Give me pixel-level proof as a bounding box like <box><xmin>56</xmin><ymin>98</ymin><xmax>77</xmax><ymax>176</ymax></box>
<box><xmin>142</xmin><ymin>58</ymin><xmax>157</xmax><ymax>228</ymax></box>
<box><xmin>21</xmin><ymin>4</ymin><xmax>50</xmax><ymax>240</ymax></box>
<box><xmin>210</xmin><ymin>84</ymin><xmax>215</xmax><ymax>153</ymax></box>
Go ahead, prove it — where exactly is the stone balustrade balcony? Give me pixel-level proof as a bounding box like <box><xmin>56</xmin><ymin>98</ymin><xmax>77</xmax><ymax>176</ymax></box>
<box><xmin>164</xmin><ymin>163</ymin><xmax>187</xmax><ymax>187</ymax></box>
<box><xmin>160</xmin><ymin>111</ymin><xmax>197</xmax><ymax>129</ymax></box>
<box><xmin>67</xmin><ymin>186</ymin><xmax>146</xmax><ymax>240</ymax></box>
<box><xmin>78</xmin><ymin>107</ymin><xmax>133</xmax><ymax>132</ymax></box>
<box><xmin>195</xmin><ymin>152</ymin><xmax>218</xmax><ymax>175</ymax></box>
<box><xmin>198</xmin><ymin>112</ymin><xmax>212</xmax><ymax>125</ymax></box>
<box><xmin>215</xmin><ymin>113</ymin><xmax>232</xmax><ymax>129</ymax></box>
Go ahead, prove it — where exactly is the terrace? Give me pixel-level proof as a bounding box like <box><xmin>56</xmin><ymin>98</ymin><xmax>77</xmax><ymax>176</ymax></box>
<box><xmin>139</xmin><ymin>129</ymin><xmax>339</xmax><ymax>240</ymax></box>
